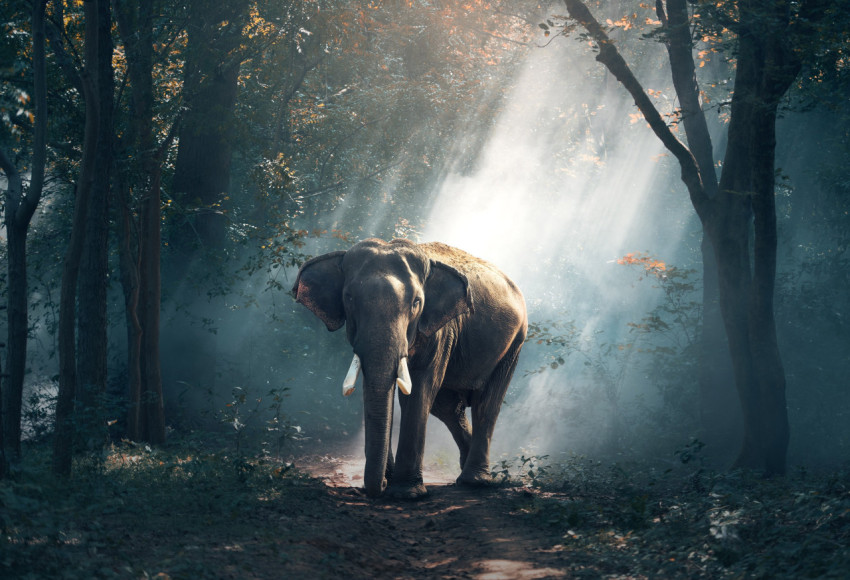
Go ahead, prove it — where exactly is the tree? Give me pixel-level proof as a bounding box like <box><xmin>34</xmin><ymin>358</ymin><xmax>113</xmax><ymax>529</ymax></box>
<box><xmin>0</xmin><ymin>0</ymin><xmax>48</xmax><ymax>461</ymax></box>
<box><xmin>76</xmin><ymin>0</ymin><xmax>113</xmax><ymax>417</ymax></box>
<box><xmin>114</xmin><ymin>0</ymin><xmax>170</xmax><ymax>444</ymax></box>
<box><xmin>170</xmin><ymin>0</ymin><xmax>250</xmax><ymax>254</ymax></box>
<box><xmin>53</xmin><ymin>0</ymin><xmax>102</xmax><ymax>475</ymax></box>
<box><xmin>561</xmin><ymin>0</ymin><xmax>832</xmax><ymax>474</ymax></box>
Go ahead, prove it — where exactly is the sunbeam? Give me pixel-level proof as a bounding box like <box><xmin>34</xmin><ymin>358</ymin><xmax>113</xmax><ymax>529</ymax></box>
<box><xmin>422</xmin><ymin>23</ymin><xmax>698</xmax><ymax>461</ymax></box>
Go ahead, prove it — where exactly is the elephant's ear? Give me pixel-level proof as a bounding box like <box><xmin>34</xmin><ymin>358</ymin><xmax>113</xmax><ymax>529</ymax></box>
<box><xmin>420</xmin><ymin>260</ymin><xmax>474</xmax><ymax>337</ymax></box>
<box><xmin>291</xmin><ymin>251</ymin><xmax>347</xmax><ymax>331</ymax></box>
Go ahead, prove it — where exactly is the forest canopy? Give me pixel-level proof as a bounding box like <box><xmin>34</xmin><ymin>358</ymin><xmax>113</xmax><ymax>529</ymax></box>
<box><xmin>0</xmin><ymin>0</ymin><xmax>848</xmax><ymax>481</ymax></box>
<box><xmin>1</xmin><ymin>0</ymin><xmax>850</xmax><ymax>577</ymax></box>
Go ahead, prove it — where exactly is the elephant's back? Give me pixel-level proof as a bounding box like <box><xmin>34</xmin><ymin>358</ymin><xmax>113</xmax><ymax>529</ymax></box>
<box><xmin>419</xmin><ymin>242</ymin><xmax>506</xmax><ymax>283</ymax></box>
<box><xmin>420</xmin><ymin>241</ymin><xmax>526</xmax><ymax>328</ymax></box>
<box><xmin>420</xmin><ymin>242</ymin><xmax>526</xmax><ymax>389</ymax></box>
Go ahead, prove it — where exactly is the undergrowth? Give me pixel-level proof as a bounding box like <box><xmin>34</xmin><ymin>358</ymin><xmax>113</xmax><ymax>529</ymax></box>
<box><xmin>0</xmin><ymin>441</ymin><xmax>317</xmax><ymax>579</ymax></box>
<box><xmin>2</xmin><ymin>442</ymin><xmax>849</xmax><ymax>579</ymax></box>
<box><xmin>501</xmin><ymin>453</ymin><xmax>850</xmax><ymax>579</ymax></box>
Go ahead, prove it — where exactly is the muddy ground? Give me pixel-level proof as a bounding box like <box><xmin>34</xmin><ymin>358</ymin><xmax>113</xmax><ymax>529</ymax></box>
<box><xmin>286</xmin><ymin>453</ymin><xmax>574</xmax><ymax>579</ymax></box>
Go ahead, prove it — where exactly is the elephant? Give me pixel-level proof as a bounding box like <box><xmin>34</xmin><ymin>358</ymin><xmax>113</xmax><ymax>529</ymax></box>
<box><xmin>292</xmin><ymin>238</ymin><xmax>527</xmax><ymax>499</ymax></box>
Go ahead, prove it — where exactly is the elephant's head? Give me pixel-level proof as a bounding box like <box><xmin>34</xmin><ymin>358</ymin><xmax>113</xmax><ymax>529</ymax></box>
<box><xmin>292</xmin><ymin>239</ymin><xmax>472</xmax><ymax>497</ymax></box>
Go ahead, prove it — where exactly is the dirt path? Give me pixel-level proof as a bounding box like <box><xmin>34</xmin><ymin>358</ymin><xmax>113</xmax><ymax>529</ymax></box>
<box><xmin>289</xmin><ymin>453</ymin><xmax>570</xmax><ymax>579</ymax></box>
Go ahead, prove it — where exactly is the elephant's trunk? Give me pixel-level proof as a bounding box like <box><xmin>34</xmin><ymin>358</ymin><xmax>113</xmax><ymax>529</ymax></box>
<box><xmin>351</xmin><ymin>317</ymin><xmax>409</xmax><ymax>497</ymax></box>
<box><xmin>361</xmin><ymin>366</ymin><xmax>395</xmax><ymax>498</ymax></box>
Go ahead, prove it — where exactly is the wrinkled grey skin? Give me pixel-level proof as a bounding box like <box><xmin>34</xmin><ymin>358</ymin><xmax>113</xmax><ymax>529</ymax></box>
<box><xmin>292</xmin><ymin>239</ymin><xmax>527</xmax><ymax>499</ymax></box>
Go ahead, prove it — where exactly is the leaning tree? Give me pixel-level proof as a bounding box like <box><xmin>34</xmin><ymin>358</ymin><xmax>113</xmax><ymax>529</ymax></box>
<box><xmin>562</xmin><ymin>0</ymin><xmax>834</xmax><ymax>474</ymax></box>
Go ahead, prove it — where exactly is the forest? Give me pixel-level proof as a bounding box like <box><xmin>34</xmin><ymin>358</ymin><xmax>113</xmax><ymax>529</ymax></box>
<box><xmin>1</xmin><ymin>0</ymin><xmax>849</xmax><ymax>577</ymax></box>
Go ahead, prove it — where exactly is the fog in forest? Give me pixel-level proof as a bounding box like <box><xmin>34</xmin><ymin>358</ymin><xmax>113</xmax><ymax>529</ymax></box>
<box><xmin>4</xmin><ymin>1</ymin><xmax>848</xmax><ymax>477</ymax></box>
<box><xmin>155</xmin><ymin>23</ymin><xmax>841</xmax><ymax>472</ymax></box>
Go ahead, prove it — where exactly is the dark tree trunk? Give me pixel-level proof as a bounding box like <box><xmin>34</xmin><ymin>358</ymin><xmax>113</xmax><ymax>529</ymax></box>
<box><xmin>163</xmin><ymin>0</ymin><xmax>249</xmax><ymax>419</ymax></box>
<box><xmin>714</xmin><ymin>7</ymin><xmax>798</xmax><ymax>471</ymax></box>
<box><xmin>54</xmin><ymin>0</ymin><xmax>101</xmax><ymax>476</ymax></box>
<box><xmin>656</xmin><ymin>0</ymin><xmax>740</xmax><ymax>462</ymax></box>
<box><xmin>0</xmin><ymin>306</ymin><xmax>4</xmax><ymax>478</ymax></box>
<box><xmin>0</xmin><ymin>157</ymin><xmax>23</xmax><ymax>467</ymax></box>
<box><xmin>170</xmin><ymin>0</ymin><xmax>249</xmax><ymax>253</ymax></box>
<box><xmin>115</xmin><ymin>172</ymin><xmax>143</xmax><ymax>439</ymax></box>
<box><xmin>138</xmin><ymin>171</ymin><xmax>166</xmax><ymax>444</ymax></box>
<box><xmin>4</xmin><ymin>221</ymin><xmax>28</xmax><ymax>458</ymax></box>
<box><xmin>563</xmin><ymin>0</ymin><xmax>804</xmax><ymax>474</ymax></box>
<box><xmin>114</xmin><ymin>0</ymin><xmax>167</xmax><ymax>444</ymax></box>
<box><xmin>77</xmin><ymin>0</ymin><xmax>113</xmax><ymax>428</ymax></box>
<box><xmin>699</xmin><ymin>237</ymin><xmax>739</xmax><ymax>455</ymax></box>
<box><xmin>658</xmin><ymin>0</ymin><xmax>738</xmax><ymax>455</ymax></box>
<box><xmin>1</xmin><ymin>0</ymin><xmax>48</xmax><ymax>461</ymax></box>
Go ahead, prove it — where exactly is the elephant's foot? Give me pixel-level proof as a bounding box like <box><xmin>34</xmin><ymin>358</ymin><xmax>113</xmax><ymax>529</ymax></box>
<box><xmin>457</xmin><ymin>468</ymin><xmax>493</xmax><ymax>487</ymax></box>
<box><xmin>385</xmin><ymin>481</ymin><xmax>428</xmax><ymax>500</ymax></box>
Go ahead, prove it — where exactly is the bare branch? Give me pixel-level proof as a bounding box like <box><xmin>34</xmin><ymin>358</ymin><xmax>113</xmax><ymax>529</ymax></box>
<box><xmin>662</xmin><ymin>0</ymin><xmax>718</xmax><ymax>198</ymax></box>
<box><xmin>562</xmin><ymin>0</ymin><xmax>711</xmax><ymax>221</ymax></box>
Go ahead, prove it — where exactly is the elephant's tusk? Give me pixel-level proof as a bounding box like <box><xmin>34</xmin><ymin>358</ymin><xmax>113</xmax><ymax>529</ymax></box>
<box><xmin>342</xmin><ymin>354</ymin><xmax>361</xmax><ymax>396</ymax></box>
<box><xmin>396</xmin><ymin>357</ymin><xmax>412</xmax><ymax>396</ymax></box>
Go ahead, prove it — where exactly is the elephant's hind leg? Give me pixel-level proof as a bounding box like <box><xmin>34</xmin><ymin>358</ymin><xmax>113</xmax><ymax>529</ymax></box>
<box><xmin>457</xmin><ymin>333</ymin><xmax>524</xmax><ymax>487</ymax></box>
<box><xmin>430</xmin><ymin>389</ymin><xmax>472</xmax><ymax>470</ymax></box>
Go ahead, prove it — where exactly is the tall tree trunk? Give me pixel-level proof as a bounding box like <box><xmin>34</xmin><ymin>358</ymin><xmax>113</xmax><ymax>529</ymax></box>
<box><xmin>171</xmin><ymin>0</ymin><xmax>249</xmax><ymax>253</ymax></box>
<box><xmin>138</xmin><ymin>171</ymin><xmax>166</xmax><ymax>444</ymax></box>
<box><xmin>77</xmin><ymin>0</ymin><xmax>113</xmax><ymax>433</ymax></box>
<box><xmin>0</xmin><ymin>304</ymin><xmax>4</xmax><ymax>478</ymax></box>
<box><xmin>562</xmin><ymin>0</ymin><xmax>800</xmax><ymax>474</ymax></box>
<box><xmin>716</xmin><ymin>3</ymin><xmax>798</xmax><ymax>471</ymax></box>
<box><xmin>699</xmin><ymin>238</ymin><xmax>739</xmax><ymax>455</ymax></box>
<box><xmin>1</xmin><ymin>0</ymin><xmax>48</xmax><ymax>461</ymax></box>
<box><xmin>657</xmin><ymin>0</ymin><xmax>738</xmax><ymax>456</ymax></box>
<box><xmin>4</xmin><ymin>221</ymin><xmax>28</xmax><ymax>459</ymax></box>
<box><xmin>115</xmin><ymin>172</ymin><xmax>143</xmax><ymax>439</ymax></box>
<box><xmin>114</xmin><ymin>0</ymin><xmax>167</xmax><ymax>444</ymax></box>
<box><xmin>164</xmin><ymin>0</ymin><xmax>249</xmax><ymax>418</ymax></box>
<box><xmin>54</xmin><ymin>0</ymin><xmax>101</xmax><ymax>476</ymax></box>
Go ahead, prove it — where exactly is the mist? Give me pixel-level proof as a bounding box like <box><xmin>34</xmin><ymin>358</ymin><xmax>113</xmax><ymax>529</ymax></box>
<box><xmin>214</xmin><ymin>25</ymin><xmax>706</xmax><ymax>470</ymax></box>
<box><xmin>143</xmin><ymin>7</ymin><xmax>848</xmax><ymax>475</ymax></box>
<box><xmin>421</xmin><ymin>28</ymin><xmax>699</xmax><ymax>466</ymax></box>
<box><xmin>6</xmin><ymin>1</ymin><xmax>846</xmax><ymax>480</ymax></box>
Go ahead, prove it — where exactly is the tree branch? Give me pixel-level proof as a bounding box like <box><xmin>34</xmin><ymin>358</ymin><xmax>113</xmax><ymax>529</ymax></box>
<box><xmin>661</xmin><ymin>0</ymin><xmax>718</xmax><ymax>198</ymax></box>
<box><xmin>44</xmin><ymin>1</ymin><xmax>85</xmax><ymax>95</ymax></box>
<box><xmin>20</xmin><ymin>0</ymin><xmax>48</xmax><ymax>225</ymax></box>
<box><xmin>0</xmin><ymin>149</ymin><xmax>23</xmax><ymax>215</ymax></box>
<box><xmin>297</xmin><ymin>159</ymin><xmax>405</xmax><ymax>200</ymax></box>
<box><xmin>562</xmin><ymin>0</ymin><xmax>711</xmax><ymax>221</ymax></box>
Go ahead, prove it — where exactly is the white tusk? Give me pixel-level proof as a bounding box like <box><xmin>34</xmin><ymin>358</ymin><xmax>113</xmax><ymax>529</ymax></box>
<box><xmin>342</xmin><ymin>354</ymin><xmax>361</xmax><ymax>396</ymax></box>
<box><xmin>396</xmin><ymin>357</ymin><xmax>412</xmax><ymax>396</ymax></box>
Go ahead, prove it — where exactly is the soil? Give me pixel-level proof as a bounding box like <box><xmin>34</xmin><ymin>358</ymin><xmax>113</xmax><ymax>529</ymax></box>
<box><xmin>8</xmin><ymin>443</ymin><xmax>848</xmax><ymax>578</ymax></box>
<box><xmin>282</xmin><ymin>452</ymin><xmax>573</xmax><ymax>580</ymax></box>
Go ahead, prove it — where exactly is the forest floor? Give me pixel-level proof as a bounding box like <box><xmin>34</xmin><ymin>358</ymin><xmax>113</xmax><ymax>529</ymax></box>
<box><xmin>2</xmin><ymin>440</ymin><xmax>850</xmax><ymax>579</ymax></box>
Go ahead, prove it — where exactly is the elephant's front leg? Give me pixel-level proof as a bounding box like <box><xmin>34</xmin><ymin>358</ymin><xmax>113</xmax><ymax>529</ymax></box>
<box><xmin>386</xmin><ymin>364</ymin><xmax>443</xmax><ymax>500</ymax></box>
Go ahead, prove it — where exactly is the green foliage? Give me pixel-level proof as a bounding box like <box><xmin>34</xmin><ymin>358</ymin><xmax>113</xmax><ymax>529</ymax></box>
<box><xmin>213</xmin><ymin>385</ymin><xmax>302</xmax><ymax>458</ymax></box>
<box><xmin>513</xmin><ymin>456</ymin><xmax>850</xmax><ymax>578</ymax></box>
<box><xmin>491</xmin><ymin>453</ymin><xmax>551</xmax><ymax>487</ymax></box>
<box><xmin>0</xmin><ymin>442</ymin><xmax>316</xmax><ymax>579</ymax></box>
